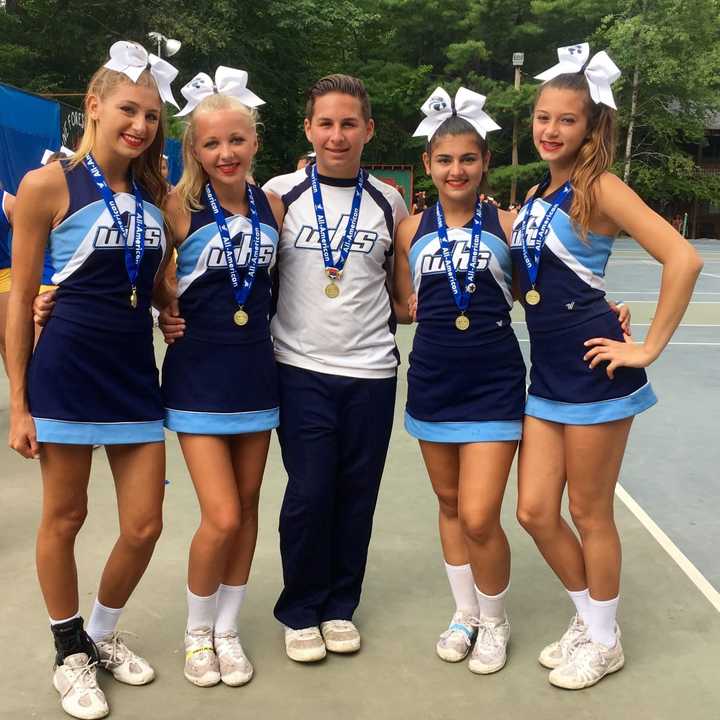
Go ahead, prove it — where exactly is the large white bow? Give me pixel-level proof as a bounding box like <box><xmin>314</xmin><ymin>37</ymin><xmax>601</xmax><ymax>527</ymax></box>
<box><xmin>413</xmin><ymin>87</ymin><xmax>501</xmax><ymax>140</ymax></box>
<box><xmin>534</xmin><ymin>43</ymin><xmax>621</xmax><ymax>109</ymax></box>
<box><xmin>104</xmin><ymin>41</ymin><xmax>179</xmax><ymax>108</ymax></box>
<box><xmin>176</xmin><ymin>66</ymin><xmax>266</xmax><ymax>117</ymax></box>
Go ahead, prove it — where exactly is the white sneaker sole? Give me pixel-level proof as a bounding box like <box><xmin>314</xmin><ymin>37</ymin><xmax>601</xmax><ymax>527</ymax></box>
<box><xmin>436</xmin><ymin>643</ymin><xmax>470</xmax><ymax>663</ymax></box>
<box><xmin>324</xmin><ymin>637</ymin><xmax>360</xmax><ymax>654</ymax></box>
<box><xmin>53</xmin><ymin>676</ymin><xmax>109</xmax><ymax>720</ymax></box>
<box><xmin>220</xmin><ymin>667</ymin><xmax>254</xmax><ymax>687</ymax></box>
<box><xmin>286</xmin><ymin>645</ymin><xmax>327</xmax><ymax>662</ymax></box>
<box><xmin>468</xmin><ymin>655</ymin><xmax>507</xmax><ymax>675</ymax></box>
<box><xmin>184</xmin><ymin>669</ymin><xmax>221</xmax><ymax>687</ymax></box>
<box><xmin>104</xmin><ymin>665</ymin><xmax>155</xmax><ymax>685</ymax></box>
<box><xmin>548</xmin><ymin>655</ymin><xmax>625</xmax><ymax>690</ymax></box>
<box><xmin>538</xmin><ymin>645</ymin><xmax>563</xmax><ymax>669</ymax></box>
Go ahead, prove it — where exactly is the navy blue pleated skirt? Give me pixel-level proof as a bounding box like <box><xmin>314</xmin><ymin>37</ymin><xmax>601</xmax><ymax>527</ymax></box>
<box><xmin>161</xmin><ymin>336</ymin><xmax>279</xmax><ymax>434</ymax></box>
<box><xmin>28</xmin><ymin>316</ymin><xmax>164</xmax><ymax>444</ymax></box>
<box><xmin>405</xmin><ymin>329</ymin><xmax>526</xmax><ymax>443</ymax></box>
<box><xmin>526</xmin><ymin>310</ymin><xmax>657</xmax><ymax>424</ymax></box>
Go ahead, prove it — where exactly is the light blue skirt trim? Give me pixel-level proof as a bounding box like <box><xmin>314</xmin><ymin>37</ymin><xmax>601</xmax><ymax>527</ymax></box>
<box><xmin>34</xmin><ymin>418</ymin><xmax>165</xmax><ymax>445</ymax></box>
<box><xmin>165</xmin><ymin>407</ymin><xmax>279</xmax><ymax>434</ymax></box>
<box><xmin>525</xmin><ymin>382</ymin><xmax>658</xmax><ymax>425</ymax></box>
<box><xmin>404</xmin><ymin>411</ymin><xmax>522</xmax><ymax>443</ymax></box>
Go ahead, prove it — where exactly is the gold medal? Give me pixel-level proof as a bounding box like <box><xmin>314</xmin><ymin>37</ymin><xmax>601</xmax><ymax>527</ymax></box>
<box><xmin>130</xmin><ymin>286</ymin><xmax>137</xmax><ymax>309</ymax></box>
<box><xmin>525</xmin><ymin>289</ymin><xmax>541</xmax><ymax>306</ymax></box>
<box><xmin>233</xmin><ymin>308</ymin><xmax>249</xmax><ymax>326</ymax></box>
<box><xmin>455</xmin><ymin>314</ymin><xmax>470</xmax><ymax>331</ymax></box>
<box><xmin>325</xmin><ymin>282</ymin><xmax>340</xmax><ymax>299</ymax></box>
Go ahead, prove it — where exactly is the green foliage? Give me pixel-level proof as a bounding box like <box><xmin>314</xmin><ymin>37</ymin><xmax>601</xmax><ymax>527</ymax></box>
<box><xmin>1</xmin><ymin>0</ymin><xmax>718</xmax><ymax>205</ymax></box>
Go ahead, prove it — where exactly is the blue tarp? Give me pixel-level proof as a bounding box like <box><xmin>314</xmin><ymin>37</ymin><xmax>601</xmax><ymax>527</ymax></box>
<box><xmin>0</xmin><ymin>83</ymin><xmax>61</xmax><ymax>193</ymax></box>
<box><xmin>1</xmin><ymin>82</ymin><xmax>183</xmax><ymax>193</ymax></box>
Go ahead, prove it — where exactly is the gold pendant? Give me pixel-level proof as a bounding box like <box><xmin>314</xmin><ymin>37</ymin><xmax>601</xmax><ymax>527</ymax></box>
<box><xmin>233</xmin><ymin>308</ymin><xmax>249</xmax><ymax>326</ymax></box>
<box><xmin>130</xmin><ymin>287</ymin><xmax>138</xmax><ymax>309</ymax></box>
<box><xmin>455</xmin><ymin>314</ymin><xmax>470</xmax><ymax>331</ymax></box>
<box><xmin>525</xmin><ymin>289</ymin><xmax>541</xmax><ymax>306</ymax></box>
<box><xmin>325</xmin><ymin>282</ymin><xmax>340</xmax><ymax>299</ymax></box>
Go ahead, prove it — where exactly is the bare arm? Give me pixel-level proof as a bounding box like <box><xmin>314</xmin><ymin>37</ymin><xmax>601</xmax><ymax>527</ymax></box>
<box><xmin>7</xmin><ymin>168</ymin><xmax>62</xmax><ymax>457</ymax></box>
<box><xmin>584</xmin><ymin>173</ymin><xmax>703</xmax><ymax>377</ymax></box>
<box><xmin>392</xmin><ymin>213</ymin><xmax>421</xmax><ymax>324</ymax></box>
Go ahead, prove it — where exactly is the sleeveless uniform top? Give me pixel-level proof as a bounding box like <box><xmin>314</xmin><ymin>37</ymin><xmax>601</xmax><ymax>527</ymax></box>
<box><xmin>175</xmin><ymin>186</ymin><xmax>279</xmax><ymax>345</ymax></box>
<box><xmin>263</xmin><ymin>166</ymin><xmax>408</xmax><ymax>379</ymax></box>
<box><xmin>47</xmin><ymin>162</ymin><xmax>166</xmax><ymax>332</ymax></box>
<box><xmin>0</xmin><ymin>191</ymin><xmax>10</xmax><ymax>269</ymax></box>
<box><xmin>510</xmin><ymin>186</ymin><xmax>614</xmax><ymax>334</ymax></box>
<box><xmin>410</xmin><ymin>202</ymin><xmax>514</xmax><ymax>346</ymax></box>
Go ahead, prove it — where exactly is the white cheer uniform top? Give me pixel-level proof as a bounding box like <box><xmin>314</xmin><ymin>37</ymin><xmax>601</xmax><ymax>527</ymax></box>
<box><xmin>263</xmin><ymin>166</ymin><xmax>408</xmax><ymax>379</ymax></box>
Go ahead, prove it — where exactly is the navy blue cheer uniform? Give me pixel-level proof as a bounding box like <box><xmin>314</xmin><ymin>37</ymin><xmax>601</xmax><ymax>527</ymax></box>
<box><xmin>1</xmin><ymin>190</ymin><xmax>12</xmax><ymax>271</ymax></box>
<box><xmin>405</xmin><ymin>202</ymin><xmax>526</xmax><ymax>442</ymax></box>
<box><xmin>161</xmin><ymin>186</ymin><xmax>279</xmax><ymax>434</ymax></box>
<box><xmin>510</xmin><ymin>186</ymin><xmax>657</xmax><ymax>424</ymax></box>
<box><xmin>27</xmin><ymin>163</ymin><xmax>166</xmax><ymax>444</ymax></box>
<box><xmin>0</xmin><ymin>189</ymin><xmax>56</xmax><ymax>286</ymax></box>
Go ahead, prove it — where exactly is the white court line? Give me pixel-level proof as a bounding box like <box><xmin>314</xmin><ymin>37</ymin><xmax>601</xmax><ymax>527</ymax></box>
<box><xmin>615</xmin><ymin>484</ymin><xmax>720</xmax><ymax>613</ymax></box>
<box><xmin>511</xmin><ymin>321</ymin><xmax>720</xmax><ymax>328</ymax></box>
<box><xmin>700</xmin><ymin>272</ymin><xmax>720</xmax><ymax>280</ymax></box>
<box><xmin>608</xmin><ymin>291</ymin><xmax>720</xmax><ymax>295</ymax></box>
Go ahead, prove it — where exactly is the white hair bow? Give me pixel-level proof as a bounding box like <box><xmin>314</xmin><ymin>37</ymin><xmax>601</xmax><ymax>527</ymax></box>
<box><xmin>413</xmin><ymin>87</ymin><xmax>501</xmax><ymax>140</ymax></box>
<box><xmin>534</xmin><ymin>43</ymin><xmax>621</xmax><ymax>110</ymax></box>
<box><xmin>175</xmin><ymin>67</ymin><xmax>266</xmax><ymax>117</ymax></box>
<box><xmin>104</xmin><ymin>41</ymin><xmax>179</xmax><ymax>108</ymax></box>
<box><xmin>41</xmin><ymin>146</ymin><xmax>73</xmax><ymax>165</ymax></box>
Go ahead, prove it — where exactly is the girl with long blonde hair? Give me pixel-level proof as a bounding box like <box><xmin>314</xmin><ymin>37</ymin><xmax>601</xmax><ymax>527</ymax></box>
<box><xmin>155</xmin><ymin>68</ymin><xmax>284</xmax><ymax>688</ymax></box>
<box><xmin>511</xmin><ymin>43</ymin><xmax>703</xmax><ymax>689</ymax></box>
<box><xmin>6</xmin><ymin>41</ymin><xmax>179</xmax><ymax>719</ymax></box>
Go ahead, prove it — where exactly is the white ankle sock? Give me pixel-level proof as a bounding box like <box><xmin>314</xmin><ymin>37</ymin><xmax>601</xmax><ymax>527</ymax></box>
<box><xmin>214</xmin><ymin>584</ymin><xmax>246</xmax><ymax>635</ymax></box>
<box><xmin>587</xmin><ymin>595</ymin><xmax>619</xmax><ymax>647</ymax></box>
<box><xmin>444</xmin><ymin>562</ymin><xmax>479</xmax><ymax>614</ymax></box>
<box><xmin>567</xmin><ymin>588</ymin><xmax>591</xmax><ymax>623</ymax></box>
<box><xmin>474</xmin><ymin>584</ymin><xmax>509</xmax><ymax>621</ymax></box>
<box><xmin>86</xmin><ymin>599</ymin><xmax>123</xmax><ymax>642</ymax></box>
<box><xmin>186</xmin><ymin>587</ymin><xmax>218</xmax><ymax>632</ymax></box>
<box><xmin>49</xmin><ymin>612</ymin><xmax>81</xmax><ymax>626</ymax></box>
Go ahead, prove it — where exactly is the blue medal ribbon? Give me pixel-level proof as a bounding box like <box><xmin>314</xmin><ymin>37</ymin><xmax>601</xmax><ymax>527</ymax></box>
<box><xmin>204</xmin><ymin>182</ymin><xmax>262</xmax><ymax>314</ymax></box>
<box><xmin>435</xmin><ymin>197</ymin><xmax>484</xmax><ymax>314</ymax></box>
<box><xmin>309</xmin><ymin>164</ymin><xmax>365</xmax><ymax>279</ymax></box>
<box><xmin>520</xmin><ymin>176</ymin><xmax>572</xmax><ymax>289</ymax></box>
<box><xmin>83</xmin><ymin>153</ymin><xmax>145</xmax><ymax>307</ymax></box>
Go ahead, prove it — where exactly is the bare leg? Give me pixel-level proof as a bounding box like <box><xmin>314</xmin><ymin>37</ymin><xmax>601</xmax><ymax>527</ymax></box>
<box><xmin>180</xmin><ymin>434</ymin><xmax>243</xmax><ymax>596</ymax></box>
<box><xmin>565</xmin><ymin>418</ymin><xmax>633</xmax><ymax>600</ymax></box>
<box><xmin>97</xmin><ymin>442</ymin><xmax>165</xmax><ymax>608</ymax></box>
<box><xmin>223</xmin><ymin>431</ymin><xmax>271</xmax><ymax>585</ymax></box>
<box><xmin>36</xmin><ymin>443</ymin><xmax>93</xmax><ymax>619</ymax></box>
<box><xmin>418</xmin><ymin>441</ymin><xmax>464</xmax><ymax>565</ymax></box>
<box><xmin>457</xmin><ymin>441</ymin><xmax>517</xmax><ymax>595</ymax></box>
<box><xmin>517</xmin><ymin>416</ymin><xmax>586</xmax><ymax>590</ymax></box>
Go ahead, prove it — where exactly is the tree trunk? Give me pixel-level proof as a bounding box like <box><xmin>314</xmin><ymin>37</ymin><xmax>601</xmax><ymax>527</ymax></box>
<box><xmin>623</xmin><ymin>63</ymin><xmax>640</xmax><ymax>184</ymax></box>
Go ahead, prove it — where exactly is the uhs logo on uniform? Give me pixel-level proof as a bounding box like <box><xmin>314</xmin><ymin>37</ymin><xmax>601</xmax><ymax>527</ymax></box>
<box><xmin>207</xmin><ymin>232</ymin><xmax>274</xmax><ymax>269</ymax></box>
<box><xmin>295</xmin><ymin>213</ymin><xmax>377</xmax><ymax>254</ymax></box>
<box><xmin>94</xmin><ymin>211</ymin><xmax>162</xmax><ymax>249</ymax></box>
<box><xmin>422</xmin><ymin>239</ymin><xmax>491</xmax><ymax>275</ymax></box>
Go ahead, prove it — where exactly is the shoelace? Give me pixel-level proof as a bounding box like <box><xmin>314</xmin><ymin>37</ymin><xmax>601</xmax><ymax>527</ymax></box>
<box><xmin>470</xmin><ymin>617</ymin><xmax>504</xmax><ymax>650</ymax></box>
<box><xmin>568</xmin><ymin>639</ymin><xmax>607</xmax><ymax>674</ymax></box>
<box><xmin>560</xmin><ymin>616</ymin><xmax>587</xmax><ymax>653</ymax></box>
<box><xmin>292</xmin><ymin>628</ymin><xmax>321</xmax><ymax>640</ymax></box>
<box><xmin>215</xmin><ymin>634</ymin><xmax>246</xmax><ymax>662</ymax></box>
<box><xmin>326</xmin><ymin>621</ymin><xmax>354</xmax><ymax>632</ymax></box>
<box><xmin>441</xmin><ymin>613</ymin><xmax>476</xmax><ymax>647</ymax></box>
<box><xmin>100</xmin><ymin>630</ymin><xmax>138</xmax><ymax>667</ymax></box>
<box><xmin>186</xmin><ymin>629</ymin><xmax>215</xmax><ymax>661</ymax></box>
<box><xmin>60</xmin><ymin>658</ymin><xmax>100</xmax><ymax>698</ymax></box>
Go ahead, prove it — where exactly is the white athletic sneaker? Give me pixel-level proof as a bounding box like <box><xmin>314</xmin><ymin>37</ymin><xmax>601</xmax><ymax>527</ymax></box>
<box><xmin>213</xmin><ymin>631</ymin><xmax>253</xmax><ymax>686</ymax></box>
<box><xmin>52</xmin><ymin>653</ymin><xmax>109</xmax><ymax>720</ymax></box>
<box><xmin>184</xmin><ymin>627</ymin><xmax>221</xmax><ymax>687</ymax></box>
<box><xmin>468</xmin><ymin>615</ymin><xmax>510</xmax><ymax>675</ymax></box>
<box><xmin>284</xmin><ymin>626</ymin><xmax>326</xmax><ymax>662</ymax></box>
<box><xmin>538</xmin><ymin>614</ymin><xmax>587</xmax><ymax>669</ymax></box>
<box><xmin>548</xmin><ymin>635</ymin><xmax>625</xmax><ymax>689</ymax></box>
<box><xmin>436</xmin><ymin>611</ymin><xmax>477</xmax><ymax>662</ymax></box>
<box><xmin>95</xmin><ymin>631</ymin><xmax>155</xmax><ymax>685</ymax></box>
<box><xmin>320</xmin><ymin>620</ymin><xmax>361</xmax><ymax>654</ymax></box>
